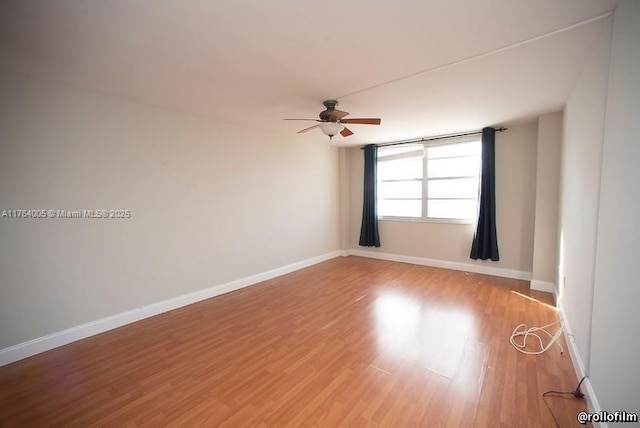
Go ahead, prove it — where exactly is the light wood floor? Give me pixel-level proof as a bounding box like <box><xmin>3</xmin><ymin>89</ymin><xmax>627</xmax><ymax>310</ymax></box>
<box><xmin>0</xmin><ymin>256</ymin><xmax>587</xmax><ymax>427</ymax></box>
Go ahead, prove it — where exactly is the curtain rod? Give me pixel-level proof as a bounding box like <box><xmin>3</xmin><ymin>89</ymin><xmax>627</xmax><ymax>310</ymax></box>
<box><xmin>363</xmin><ymin>127</ymin><xmax>508</xmax><ymax>149</ymax></box>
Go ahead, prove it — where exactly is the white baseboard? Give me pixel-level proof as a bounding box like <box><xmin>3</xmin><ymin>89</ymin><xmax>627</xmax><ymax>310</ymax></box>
<box><xmin>530</xmin><ymin>280</ymin><xmax>556</xmax><ymax>293</ymax></box>
<box><xmin>557</xmin><ymin>300</ymin><xmax>606</xmax><ymax>427</ymax></box>
<box><xmin>0</xmin><ymin>250</ymin><xmax>344</xmax><ymax>367</ymax></box>
<box><xmin>348</xmin><ymin>249</ymin><xmax>532</xmax><ymax>281</ymax></box>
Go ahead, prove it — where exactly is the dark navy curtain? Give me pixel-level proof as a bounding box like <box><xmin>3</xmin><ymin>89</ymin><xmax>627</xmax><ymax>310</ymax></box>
<box><xmin>470</xmin><ymin>127</ymin><xmax>499</xmax><ymax>261</ymax></box>
<box><xmin>359</xmin><ymin>144</ymin><xmax>381</xmax><ymax>247</ymax></box>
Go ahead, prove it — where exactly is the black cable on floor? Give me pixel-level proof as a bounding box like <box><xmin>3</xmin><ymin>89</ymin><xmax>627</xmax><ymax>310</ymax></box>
<box><xmin>542</xmin><ymin>376</ymin><xmax>587</xmax><ymax>427</ymax></box>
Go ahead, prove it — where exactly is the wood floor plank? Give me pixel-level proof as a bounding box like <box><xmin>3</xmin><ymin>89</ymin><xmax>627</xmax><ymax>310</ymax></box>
<box><xmin>0</xmin><ymin>256</ymin><xmax>588</xmax><ymax>426</ymax></box>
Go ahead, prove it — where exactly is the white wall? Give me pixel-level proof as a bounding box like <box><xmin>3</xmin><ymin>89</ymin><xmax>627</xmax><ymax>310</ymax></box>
<box><xmin>0</xmin><ymin>73</ymin><xmax>340</xmax><ymax>349</ymax></box>
<box><xmin>589</xmin><ymin>0</ymin><xmax>640</xmax><ymax>415</ymax></box>
<box><xmin>558</xmin><ymin>21</ymin><xmax>611</xmax><ymax>373</ymax></box>
<box><xmin>347</xmin><ymin>123</ymin><xmax>538</xmax><ymax>276</ymax></box>
<box><xmin>531</xmin><ymin>112</ymin><xmax>562</xmax><ymax>291</ymax></box>
<box><xmin>560</xmin><ymin>3</ymin><xmax>640</xmax><ymax>416</ymax></box>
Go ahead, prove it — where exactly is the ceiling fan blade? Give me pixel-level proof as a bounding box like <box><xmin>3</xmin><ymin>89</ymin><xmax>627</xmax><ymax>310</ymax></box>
<box><xmin>284</xmin><ymin>118</ymin><xmax>320</xmax><ymax>121</ymax></box>
<box><xmin>340</xmin><ymin>127</ymin><xmax>354</xmax><ymax>137</ymax></box>
<box><xmin>340</xmin><ymin>118</ymin><xmax>381</xmax><ymax>125</ymax></box>
<box><xmin>297</xmin><ymin>124</ymin><xmax>320</xmax><ymax>134</ymax></box>
<box><xmin>329</xmin><ymin>109</ymin><xmax>350</xmax><ymax>121</ymax></box>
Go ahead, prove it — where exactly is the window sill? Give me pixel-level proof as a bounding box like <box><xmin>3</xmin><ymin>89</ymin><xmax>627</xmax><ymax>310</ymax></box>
<box><xmin>378</xmin><ymin>216</ymin><xmax>475</xmax><ymax>225</ymax></box>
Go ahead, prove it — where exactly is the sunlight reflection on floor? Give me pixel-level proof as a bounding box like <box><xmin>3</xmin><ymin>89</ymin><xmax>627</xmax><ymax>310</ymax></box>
<box><xmin>510</xmin><ymin>290</ymin><xmax>557</xmax><ymax>310</ymax></box>
<box><xmin>373</xmin><ymin>290</ymin><xmax>478</xmax><ymax>375</ymax></box>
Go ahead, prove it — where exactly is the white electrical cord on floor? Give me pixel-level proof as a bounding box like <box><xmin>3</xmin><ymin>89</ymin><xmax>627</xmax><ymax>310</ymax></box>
<box><xmin>510</xmin><ymin>320</ymin><xmax>564</xmax><ymax>355</ymax></box>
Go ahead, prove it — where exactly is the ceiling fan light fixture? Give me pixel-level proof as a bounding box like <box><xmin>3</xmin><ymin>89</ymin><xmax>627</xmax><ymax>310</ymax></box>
<box><xmin>284</xmin><ymin>101</ymin><xmax>381</xmax><ymax>138</ymax></box>
<box><xmin>318</xmin><ymin>122</ymin><xmax>344</xmax><ymax>137</ymax></box>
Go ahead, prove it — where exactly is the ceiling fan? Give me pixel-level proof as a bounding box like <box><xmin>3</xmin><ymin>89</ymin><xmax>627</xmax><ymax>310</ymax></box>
<box><xmin>284</xmin><ymin>100</ymin><xmax>381</xmax><ymax>139</ymax></box>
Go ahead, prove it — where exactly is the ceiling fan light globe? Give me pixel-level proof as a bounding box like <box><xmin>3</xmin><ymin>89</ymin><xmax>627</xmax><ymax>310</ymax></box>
<box><xmin>318</xmin><ymin>122</ymin><xmax>344</xmax><ymax>137</ymax></box>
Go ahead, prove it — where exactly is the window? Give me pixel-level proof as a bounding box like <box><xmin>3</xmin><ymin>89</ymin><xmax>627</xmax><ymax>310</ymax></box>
<box><xmin>377</xmin><ymin>136</ymin><xmax>481</xmax><ymax>221</ymax></box>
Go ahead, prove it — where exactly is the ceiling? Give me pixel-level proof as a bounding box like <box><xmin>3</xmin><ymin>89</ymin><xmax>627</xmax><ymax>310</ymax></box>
<box><xmin>0</xmin><ymin>0</ymin><xmax>615</xmax><ymax>147</ymax></box>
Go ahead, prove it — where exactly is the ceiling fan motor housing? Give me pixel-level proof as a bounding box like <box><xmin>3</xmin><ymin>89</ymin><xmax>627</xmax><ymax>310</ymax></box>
<box><xmin>319</xmin><ymin>99</ymin><xmax>339</xmax><ymax>121</ymax></box>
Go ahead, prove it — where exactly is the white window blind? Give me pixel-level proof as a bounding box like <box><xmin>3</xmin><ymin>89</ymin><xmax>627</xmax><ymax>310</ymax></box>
<box><xmin>377</xmin><ymin>136</ymin><xmax>481</xmax><ymax>221</ymax></box>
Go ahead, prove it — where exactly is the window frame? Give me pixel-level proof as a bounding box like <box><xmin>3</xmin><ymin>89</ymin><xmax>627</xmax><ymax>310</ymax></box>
<box><xmin>376</xmin><ymin>136</ymin><xmax>481</xmax><ymax>224</ymax></box>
